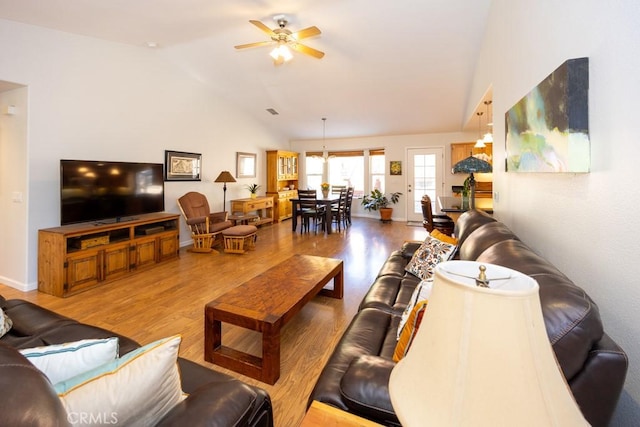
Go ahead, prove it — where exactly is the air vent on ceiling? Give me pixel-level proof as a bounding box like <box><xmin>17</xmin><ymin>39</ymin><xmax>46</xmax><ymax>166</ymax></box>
<box><xmin>266</xmin><ymin>108</ymin><xmax>279</xmax><ymax>115</ymax></box>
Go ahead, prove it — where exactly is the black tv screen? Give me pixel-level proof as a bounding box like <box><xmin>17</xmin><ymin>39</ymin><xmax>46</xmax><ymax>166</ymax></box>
<box><xmin>60</xmin><ymin>160</ymin><xmax>165</xmax><ymax>225</ymax></box>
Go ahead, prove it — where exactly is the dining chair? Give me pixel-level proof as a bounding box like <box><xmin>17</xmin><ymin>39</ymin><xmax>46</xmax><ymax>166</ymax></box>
<box><xmin>421</xmin><ymin>195</ymin><xmax>455</xmax><ymax>236</ymax></box>
<box><xmin>298</xmin><ymin>191</ymin><xmax>325</xmax><ymax>233</ymax></box>
<box><xmin>330</xmin><ymin>188</ymin><xmax>348</xmax><ymax>232</ymax></box>
<box><xmin>293</xmin><ymin>190</ymin><xmax>316</xmax><ymax>230</ymax></box>
<box><xmin>344</xmin><ymin>187</ymin><xmax>355</xmax><ymax>226</ymax></box>
<box><xmin>331</xmin><ymin>185</ymin><xmax>346</xmax><ymax>195</ymax></box>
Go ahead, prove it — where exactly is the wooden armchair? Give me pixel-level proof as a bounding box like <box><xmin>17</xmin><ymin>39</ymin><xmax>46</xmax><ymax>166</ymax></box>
<box><xmin>177</xmin><ymin>192</ymin><xmax>233</xmax><ymax>253</ymax></box>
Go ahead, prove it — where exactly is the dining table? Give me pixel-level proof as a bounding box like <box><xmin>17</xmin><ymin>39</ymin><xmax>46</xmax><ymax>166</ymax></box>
<box><xmin>290</xmin><ymin>194</ymin><xmax>340</xmax><ymax>234</ymax></box>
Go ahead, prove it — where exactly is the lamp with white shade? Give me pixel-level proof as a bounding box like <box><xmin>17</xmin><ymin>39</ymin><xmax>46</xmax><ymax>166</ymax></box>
<box><xmin>389</xmin><ymin>260</ymin><xmax>588</xmax><ymax>427</ymax></box>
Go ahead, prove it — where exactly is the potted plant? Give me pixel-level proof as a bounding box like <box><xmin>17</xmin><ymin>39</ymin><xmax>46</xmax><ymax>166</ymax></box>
<box><xmin>245</xmin><ymin>183</ymin><xmax>261</xmax><ymax>199</ymax></box>
<box><xmin>361</xmin><ymin>189</ymin><xmax>402</xmax><ymax>222</ymax></box>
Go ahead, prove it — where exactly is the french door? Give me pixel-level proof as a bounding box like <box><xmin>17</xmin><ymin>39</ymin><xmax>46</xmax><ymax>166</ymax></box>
<box><xmin>406</xmin><ymin>148</ymin><xmax>445</xmax><ymax>223</ymax></box>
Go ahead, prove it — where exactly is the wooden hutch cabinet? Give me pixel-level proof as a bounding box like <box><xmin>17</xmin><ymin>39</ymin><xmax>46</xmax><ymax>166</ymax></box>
<box><xmin>38</xmin><ymin>213</ymin><xmax>179</xmax><ymax>297</ymax></box>
<box><xmin>266</xmin><ymin>150</ymin><xmax>299</xmax><ymax>222</ymax></box>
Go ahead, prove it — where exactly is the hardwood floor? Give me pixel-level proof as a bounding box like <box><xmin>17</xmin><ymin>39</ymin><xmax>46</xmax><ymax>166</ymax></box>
<box><xmin>0</xmin><ymin>217</ymin><xmax>428</xmax><ymax>427</ymax></box>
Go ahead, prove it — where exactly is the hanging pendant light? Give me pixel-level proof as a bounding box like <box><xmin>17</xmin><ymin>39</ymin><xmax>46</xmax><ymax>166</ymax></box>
<box><xmin>474</xmin><ymin>111</ymin><xmax>486</xmax><ymax>148</ymax></box>
<box><xmin>482</xmin><ymin>100</ymin><xmax>493</xmax><ymax>143</ymax></box>
<box><xmin>313</xmin><ymin>117</ymin><xmax>334</xmax><ymax>163</ymax></box>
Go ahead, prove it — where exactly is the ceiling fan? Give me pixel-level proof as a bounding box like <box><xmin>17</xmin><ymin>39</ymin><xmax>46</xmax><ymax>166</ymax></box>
<box><xmin>235</xmin><ymin>17</ymin><xmax>324</xmax><ymax>65</ymax></box>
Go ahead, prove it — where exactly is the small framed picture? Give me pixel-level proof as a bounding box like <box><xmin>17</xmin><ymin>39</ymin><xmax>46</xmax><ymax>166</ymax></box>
<box><xmin>236</xmin><ymin>152</ymin><xmax>257</xmax><ymax>178</ymax></box>
<box><xmin>390</xmin><ymin>161</ymin><xmax>402</xmax><ymax>176</ymax></box>
<box><xmin>164</xmin><ymin>150</ymin><xmax>201</xmax><ymax>181</ymax></box>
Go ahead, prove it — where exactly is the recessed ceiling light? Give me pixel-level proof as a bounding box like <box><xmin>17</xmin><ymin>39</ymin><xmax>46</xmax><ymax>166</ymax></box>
<box><xmin>146</xmin><ymin>42</ymin><xmax>158</xmax><ymax>48</ymax></box>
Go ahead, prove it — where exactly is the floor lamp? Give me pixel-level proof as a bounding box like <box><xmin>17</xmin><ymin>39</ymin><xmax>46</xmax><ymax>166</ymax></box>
<box><xmin>452</xmin><ymin>154</ymin><xmax>492</xmax><ymax>210</ymax></box>
<box><xmin>214</xmin><ymin>171</ymin><xmax>236</xmax><ymax>212</ymax></box>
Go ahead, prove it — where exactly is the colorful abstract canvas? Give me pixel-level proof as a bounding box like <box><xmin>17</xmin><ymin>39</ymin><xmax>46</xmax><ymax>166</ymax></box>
<box><xmin>506</xmin><ymin>57</ymin><xmax>590</xmax><ymax>172</ymax></box>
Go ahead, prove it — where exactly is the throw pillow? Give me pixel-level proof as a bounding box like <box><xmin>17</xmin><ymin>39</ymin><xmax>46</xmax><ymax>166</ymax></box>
<box><xmin>405</xmin><ymin>235</ymin><xmax>456</xmax><ymax>280</ymax></box>
<box><xmin>55</xmin><ymin>335</ymin><xmax>185</xmax><ymax>427</ymax></box>
<box><xmin>430</xmin><ymin>229</ymin><xmax>459</xmax><ymax>245</ymax></box>
<box><xmin>397</xmin><ymin>279</ymin><xmax>433</xmax><ymax>340</ymax></box>
<box><xmin>393</xmin><ymin>300</ymin><xmax>429</xmax><ymax>362</ymax></box>
<box><xmin>0</xmin><ymin>308</ymin><xmax>12</xmax><ymax>338</ymax></box>
<box><xmin>19</xmin><ymin>337</ymin><xmax>119</xmax><ymax>385</ymax></box>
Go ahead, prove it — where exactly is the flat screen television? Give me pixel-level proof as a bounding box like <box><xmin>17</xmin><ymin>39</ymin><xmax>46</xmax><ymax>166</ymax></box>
<box><xmin>60</xmin><ymin>159</ymin><xmax>165</xmax><ymax>225</ymax></box>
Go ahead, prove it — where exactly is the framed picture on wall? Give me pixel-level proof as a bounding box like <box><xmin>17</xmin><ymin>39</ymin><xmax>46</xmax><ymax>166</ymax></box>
<box><xmin>236</xmin><ymin>152</ymin><xmax>257</xmax><ymax>178</ymax></box>
<box><xmin>164</xmin><ymin>150</ymin><xmax>201</xmax><ymax>181</ymax></box>
<box><xmin>390</xmin><ymin>161</ymin><xmax>402</xmax><ymax>176</ymax></box>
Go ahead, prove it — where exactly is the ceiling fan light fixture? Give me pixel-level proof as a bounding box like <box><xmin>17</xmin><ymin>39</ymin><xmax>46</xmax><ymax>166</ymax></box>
<box><xmin>270</xmin><ymin>44</ymin><xmax>293</xmax><ymax>62</ymax></box>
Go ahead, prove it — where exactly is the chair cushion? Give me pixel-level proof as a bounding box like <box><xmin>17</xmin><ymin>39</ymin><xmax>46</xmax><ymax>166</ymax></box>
<box><xmin>222</xmin><ymin>225</ymin><xmax>258</xmax><ymax>237</ymax></box>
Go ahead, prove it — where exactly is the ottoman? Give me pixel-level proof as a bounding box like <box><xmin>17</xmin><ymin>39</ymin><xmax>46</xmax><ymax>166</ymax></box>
<box><xmin>222</xmin><ymin>225</ymin><xmax>258</xmax><ymax>254</ymax></box>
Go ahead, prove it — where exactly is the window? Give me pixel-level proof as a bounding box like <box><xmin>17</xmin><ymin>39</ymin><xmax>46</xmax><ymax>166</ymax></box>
<box><xmin>305</xmin><ymin>149</ymin><xmax>384</xmax><ymax>198</ymax></box>
<box><xmin>328</xmin><ymin>151</ymin><xmax>364</xmax><ymax>197</ymax></box>
<box><xmin>370</xmin><ymin>149</ymin><xmax>385</xmax><ymax>195</ymax></box>
<box><xmin>305</xmin><ymin>154</ymin><xmax>324</xmax><ymax>192</ymax></box>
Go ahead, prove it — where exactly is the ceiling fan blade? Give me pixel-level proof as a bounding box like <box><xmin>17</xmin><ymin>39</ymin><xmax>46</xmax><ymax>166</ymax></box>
<box><xmin>249</xmin><ymin>20</ymin><xmax>276</xmax><ymax>36</ymax></box>
<box><xmin>290</xmin><ymin>43</ymin><xmax>325</xmax><ymax>59</ymax></box>
<box><xmin>291</xmin><ymin>26</ymin><xmax>321</xmax><ymax>40</ymax></box>
<box><xmin>234</xmin><ymin>40</ymin><xmax>274</xmax><ymax>50</ymax></box>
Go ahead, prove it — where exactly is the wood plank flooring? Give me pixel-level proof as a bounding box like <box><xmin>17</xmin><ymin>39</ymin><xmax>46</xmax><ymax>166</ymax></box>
<box><xmin>0</xmin><ymin>217</ymin><xmax>428</xmax><ymax>427</ymax></box>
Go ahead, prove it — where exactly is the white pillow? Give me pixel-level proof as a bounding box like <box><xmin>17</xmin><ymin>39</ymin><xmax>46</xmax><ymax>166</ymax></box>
<box><xmin>19</xmin><ymin>337</ymin><xmax>119</xmax><ymax>384</ymax></box>
<box><xmin>397</xmin><ymin>279</ymin><xmax>433</xmax><ymax>340</ymax></box>
<box><xmin>0</xmin><ymin>308</ymin><xmax>12</xmax><ymax>338</ymax></box>
<box><xmin>55</xmin><ymin>335</ymin><xmax>185</xmax><ymax>427</ymax></box>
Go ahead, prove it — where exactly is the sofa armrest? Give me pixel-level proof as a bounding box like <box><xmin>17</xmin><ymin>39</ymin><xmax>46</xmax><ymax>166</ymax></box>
<box><xmin>209</xmin><ymin>211</ymin><xmax>228</xmax><ymax>223</ymax></box>
<box><xmin>339</xmin><ymin>355</ymin><xmax>398</xmax><ymax>424</ymax></box>
<box><xmin>157</xmin><ymin>380</ymin><xmax>264</xmax><ymax>427</ymax></box>
<box><xmin>186</xmin><ymin>216</ymin><xmax>207</xmax><ymax>226</ymax></box>
<box><xmin>0</xmin><ymin>343</ymin><xmax>69</xmax><ymax>427</ymax></box>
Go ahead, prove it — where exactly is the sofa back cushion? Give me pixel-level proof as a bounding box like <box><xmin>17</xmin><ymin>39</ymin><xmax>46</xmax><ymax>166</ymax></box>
<box><xmin>476</xmin><ymin>239</ymin><xmax>604</xmax><ymax>382</ymax></box>
<box><xmin>453</xmin><ymin>209</ymin><xmax>497</xmax><ymax>245</ymax></box>
<box><xmin>458</xmin><ymin>221</ymin><xmax>520</xmax><ymax>261</ymax></box>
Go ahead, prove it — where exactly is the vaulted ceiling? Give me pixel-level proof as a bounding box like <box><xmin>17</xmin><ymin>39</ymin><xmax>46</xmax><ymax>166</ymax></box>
<box><xmin>0</xmin><ymin>0</ymin><xmax>492</xmax><ymax>139</ymax></box>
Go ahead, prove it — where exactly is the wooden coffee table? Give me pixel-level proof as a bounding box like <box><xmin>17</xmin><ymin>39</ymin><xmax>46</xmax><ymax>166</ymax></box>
<box><xmin>204</xmin><ymin>254</ymin><xmax>343</xmax><ymax>384</ymax></box>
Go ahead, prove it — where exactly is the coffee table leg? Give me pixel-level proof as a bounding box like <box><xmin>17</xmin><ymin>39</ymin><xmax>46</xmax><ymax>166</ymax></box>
<box><xmin>262</xmin><ymin>321</ymin><xmax>281</xmax><ymax>384</ymax></box>
<box><xmin>204</xmin><ymin>305</ymin><xmax>221</xmax><ymax>363</ymax></box>
<box><xmin>319</xmin><ymin>262</ymin><xmax>344</xmax><ymax>299</ymax></box>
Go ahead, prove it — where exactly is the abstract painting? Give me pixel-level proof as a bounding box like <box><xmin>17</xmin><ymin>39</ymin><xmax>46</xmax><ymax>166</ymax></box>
<box><xmin>505</xmin><ymin>57</ymin><xmax>590</xmax><ymax>172</ymax></box>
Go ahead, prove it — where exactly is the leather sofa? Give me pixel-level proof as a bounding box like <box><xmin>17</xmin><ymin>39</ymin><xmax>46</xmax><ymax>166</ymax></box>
<box><xmin>309</xmin><ymin>209</ymin><xmax>628</xmax><ymax>427</ymax></box>
<box><xmin>0</xmin><ymin>295</ymin><xmax>273</xmax><ymax>427</ymax></box>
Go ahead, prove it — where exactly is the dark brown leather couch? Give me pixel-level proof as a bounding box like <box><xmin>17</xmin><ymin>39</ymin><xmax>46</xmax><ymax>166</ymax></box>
<box><xmin>0</xmin><ymin>296</ymin><xmax>273</xmax><ymax>427</ymax></box>
<box><xmin>309</xmin><ymin>209</ymin><xmax>627</xmax><ymax>427</ymax></box>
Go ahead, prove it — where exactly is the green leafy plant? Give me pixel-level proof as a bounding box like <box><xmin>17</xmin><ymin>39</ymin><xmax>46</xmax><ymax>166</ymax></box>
<box><xmin>462</xmin><ymin>177</ymin><xmax>470</xmax><ymax>197</ymax></box>
<box><xmin>361</xmin><ymin>189</ymin><xmax>402</xmax><ymax>212</ymax></box>
<box><xmin>245</xmin><ymin>183</ymin><xmax>261</xmax><ymax>194</ymax></box>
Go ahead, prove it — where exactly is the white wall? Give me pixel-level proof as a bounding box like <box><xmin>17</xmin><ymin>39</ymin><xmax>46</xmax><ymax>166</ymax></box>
<box><xmin>469</xmin><ymin>1</ymin><xmax>640</xmax><ymax>423</ymax></box>
<box><xmin>0</xmin><ymin>86</ymin><xmax>28</xmax><ymax>289</ymax></box>
<box><xmin>0</xmin><ymin>19</ymin><xmax>289</xmax><ymax>290</ymax></box>
<box><xmin>292</xmin><ymin>131</ymin><xmax>478</xmax><ymax>221</ymax></box>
